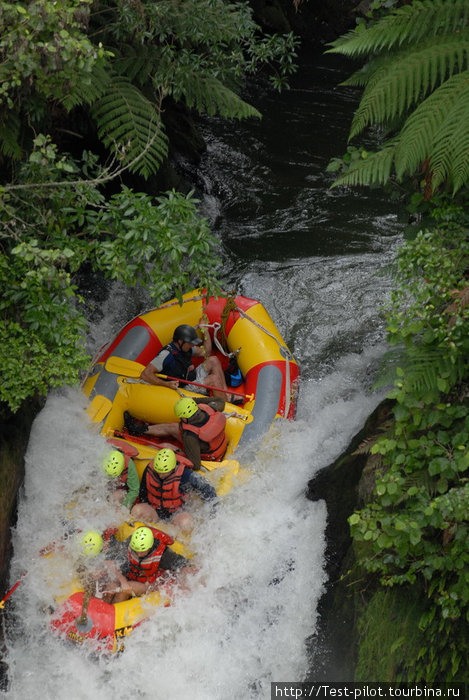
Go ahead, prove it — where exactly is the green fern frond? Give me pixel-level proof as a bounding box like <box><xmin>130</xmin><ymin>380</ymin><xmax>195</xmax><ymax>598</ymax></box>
<box><xmin>61</xmin><ymin>62</ymin><xmax>112</xmax><ymax>111</ymax></box>
<box><xmin>342</xmin><ymin>56</ymin><xmax>390</xmax><ymax>88</ymax></box>
<box><xmin>349</xmin><ymin>35</ymin><xmax>469</xmax><ymax>139</ymax></box>
<box><xmin>182</xmin><ymin>74</ymin><xmax>261</xmax><ymax>119</ymax></box>
<box><xmin>404</xmin><ymin>351</ymin><xmax>466</xmax><ymax>394</ymax></box>
<box><xmin>429</xmin><ymin>86</ymin><xmax>469</xmax><ymax>192</ymax></box>
<box><xmin>403</xmin><ymin>470</ymin><xmax>433</xmax><ymax>493</ymax></box>
<box><xmin>113</xmin><ymin>45</ymin><xmax>160</xmax><ymax>85</ymax></box>
<box><xmin>353</xmin><ymin>422</ymin><xmax>394</xmax><ymax>455</ymax></box>
<box><xmin>0</xmin><ymin>110</ymin><xmax>21</xmax><ymax>160</ymax></box>
<box><xmin>331</xmin><ymin>142</ymin><xmax>397</xmax><ymax>188</ymax></box>
<box><xmin>328</xmin><ymin>0</ymin><xmax>469</xmax><ymax>58</ymax></box>
<box><xmin>377</xmin><ymin>345</ymin><xmax>466</xmax><ymax>395</ymax></box>
<box><xmin>449</xmin><ymin>122</ymin><xmax>469</xmax><ymax>194</ymax></box>
<box><xmin>91</xmin><ymin>77</ymin><xmax>168</xmax><ymax>179</ymax></box>
<box><xmin>395</xmin><ymin>71</ymin><xmax>469</xmax><ymax>179</ymax></box>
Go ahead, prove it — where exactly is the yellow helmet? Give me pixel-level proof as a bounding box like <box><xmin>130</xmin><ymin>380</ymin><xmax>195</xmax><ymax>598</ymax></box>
<box><xmin>153</xmin><ymin>448</ymin><xmax>177</xmax><ymax>474</ymax></box>
<box><xmin>130</xmin><ymin>527</ymin><xmax>154</xmax><ymax>552</ymax></box>
<box><xmin>174</xmin><ymin>397</ymin><xmax>198</xmax><ymax>419</ymax></box>
<box><xmin>103</xmin><ymin>450</ymin><xmax>125</xmax><ymax>477</ymax></box>
<box><xmin>79</xmin><ymin>530</ymin><xmax>103</xmax><ymax>557</ymax></box>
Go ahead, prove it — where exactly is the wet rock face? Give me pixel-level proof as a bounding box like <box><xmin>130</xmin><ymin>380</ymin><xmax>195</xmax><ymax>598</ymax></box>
<box><xmin>307</xmin><ymin>399</ymin><xmax>395</xmax><ymax>581</ymax></box>
<box><xmin>0</xmin><ymin>400</ymin><xmax>42</xmax><ymax>595</ymax></box>
<box><xmin>305</xmin><ymin>398</ymin><xmax>395</xmax><ymax>681</ymax></box>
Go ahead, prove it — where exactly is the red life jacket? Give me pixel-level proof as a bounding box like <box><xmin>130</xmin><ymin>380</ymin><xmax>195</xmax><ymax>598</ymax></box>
<box><xmin>180</xmin><ymin>404</ymin><xmax>227</xmax><ymax>461</ymax></box>
<box><xmin>127</xmin><ymin>526</ymin><xmax>174</xmax><ymax>584</ymax></box>
<box><xmin>142</xmin><ymin>462</ymin><xmax>187</xmax><ymax>514</ymax></box>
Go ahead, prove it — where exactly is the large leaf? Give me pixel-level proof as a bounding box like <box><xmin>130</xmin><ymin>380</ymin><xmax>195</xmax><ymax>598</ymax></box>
<box><xmin>91</xmin><ymin>77</ymin><xmax>168</xmax><ymax>178</ymax></box>
<box><xmin>182</xmin><ymin>74</ymin><xmax>261</xmax><ymax>119</ymax></box>
<box><xmin>328</xmin><ymin>0</ymin><xmax>469</xmax><ymax>57</ymax></box>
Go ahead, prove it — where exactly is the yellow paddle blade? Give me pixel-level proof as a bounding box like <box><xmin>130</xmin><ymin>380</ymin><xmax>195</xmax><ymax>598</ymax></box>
<box><xmin>86</xmin><ymin>395</ymin><xmax>112</xmax><ymax>423</ymax></box>
<box><xmin>200</xmin><ymin>458</ymin><xmax>240</xmax><ymax>472</ymax></box>
<box><xmin>105</xmin><ymin>356</ymin><xmax>145</xmax><ymax>377</ymax></box>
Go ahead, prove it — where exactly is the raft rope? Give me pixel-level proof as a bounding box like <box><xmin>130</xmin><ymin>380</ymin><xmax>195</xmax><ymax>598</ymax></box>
<box><xmin>198</xmin><ymin>320</ymin><xmax>239</xmax><ymax>359</ymax></box>
<box><xmin>85</xmin><ymin>292</ymin><xmax>293</xmax><ymax>416</ymax></box>
<box><xmin>218</xmin><ymin>296</ymin><xmax>294</xmax><ymax>418</ymax></box>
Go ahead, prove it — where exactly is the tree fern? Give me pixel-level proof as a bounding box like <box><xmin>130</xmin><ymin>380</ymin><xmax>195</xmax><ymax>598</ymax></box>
<box><xmin>329</xmin><ymin>0</ymin><xmax>469</xmax><ymax>194</ymax></box>
<box><xmin>0</xmin><ymin>110</ymin><xmax>21</xmax><ymax>159</ymax></box>
<box><xmin>331</xmin><ymin>142</ymin><xmax>397</xmax><ymax>188</ymax></box>
<box><xmin>376</xmin><ymin>345</ymin><xmax>466</xmax><ymax>395</ymax></box>
<box><xmin>429</xmin><ymin>90</ymin><xmax>469</xmax><ymax>192</ymax></box>
<box><xmin>348</xmin><ymin>34</ymin><xmax>469</xmax><ymax>139</ymax></box>
<box><xmin>112</xmin><ymin>45</ymin><xmax>161</xmax><ymax>86</ymax></box>
<box><xmin>181</xmin><ymin>74</ymin><xmax>261</xmax><ymax>119</ymax></box>
<box><xmin>60</xmin><ymin>62</ymin><xmax>112</xmax><ymax>111</ymax></box>
<box><xmin>328</xmin><ymin>0</ymin><xmax>469</xmax><ymax>57</ymax></box>
<box><xmin>91</xmin><ymin>77</ymin><xmax>168</xmax><ymax>179</ymax></box>
<box><xmin>395</xmin><ymin>71</ymin><xmax>469</xmax><ymax>178</ymax></box>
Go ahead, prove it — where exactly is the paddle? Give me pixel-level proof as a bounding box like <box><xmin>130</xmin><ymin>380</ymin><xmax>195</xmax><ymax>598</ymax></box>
<box><xmin>86</xmin><ymin>394</ymin><xmax>112</xmax><ymax>423</ymax></box>
<box><xmin>0</xmin><ymin>576</ymin><xmax>24</xmax><ymax>610</ymax></box>
<box><xmin>104</xmin><ymin>356</ymin><xmax>254</xmax><ymax>401</ymax></box>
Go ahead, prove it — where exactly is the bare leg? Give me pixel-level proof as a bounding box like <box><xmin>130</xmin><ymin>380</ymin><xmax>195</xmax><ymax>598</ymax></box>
<box><xmin>131</xmin><ymin>504</ymin><xmax>193</xmax><ymax>538</ymax></box>
<box><xmin>145</xmin><ymin>422</ymin><xmax>180</xmax><ymax>439</ymax></box>
<box><xmin>131</xmin><ymin>503</ymin><xmax>160</xmax><ymax>523</ymax></box>
<box><xmin>203</xmin><ymin>356</ymin><xmax>231</xmax><ymax>401</ymax></box>
<box><xmin>171</xmin><ymin>511</ymin><xmax>194</xmax><ymax>535</ymax></box>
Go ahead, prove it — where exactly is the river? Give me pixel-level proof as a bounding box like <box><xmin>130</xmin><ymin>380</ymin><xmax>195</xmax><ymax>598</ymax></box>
<box><xmin>3</xmin><ymin>49</ymin><xmax>403</xmax><ymax>699</ymax></box>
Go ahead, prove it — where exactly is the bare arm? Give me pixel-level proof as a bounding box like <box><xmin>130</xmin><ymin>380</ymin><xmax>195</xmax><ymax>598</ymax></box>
<box><xmin>140</xmin><ymin>362</ymin><xmax>179</xmax><ymax>389</ymax></box>
<box><xmin>193</xmin><ymin>314</ymin><xmax>212</xmax><ymax>357</ymax></box>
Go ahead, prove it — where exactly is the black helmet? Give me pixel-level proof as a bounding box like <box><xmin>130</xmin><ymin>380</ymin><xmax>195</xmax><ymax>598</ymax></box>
<box><xmin>173</xmin><ymin>324</ymin><xmax>202</xmax><ymax>345</ymax></box>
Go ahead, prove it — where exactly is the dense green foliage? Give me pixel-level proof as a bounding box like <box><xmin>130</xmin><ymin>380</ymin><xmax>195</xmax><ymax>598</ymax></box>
<box><xmin>349</xmin><ymin>209</ymin><xmax>469</xmax><ymax>680</ymax></box>
<box><xmin>327</xmin><ymin>0</ymin><xmax>469</xmax><ymax>197</ymax></box>
<box><xmin>0</xmin><ymin>135</ymin><xmax>221</xmax><ymax>412</ymax></box>
<box><xmin>0</xmin><ymin>0</ymin><xmax>297</xmax><ymax>176</ymax></box>
<box><xmin>0</xmin><ymin>0</ymin><xmax>297</xmax><ymax>414</ymax></box>
<box><xmin>327</xmin><ymin>0</ymin><xmax>469</xmax><ymax>682</ymax></box>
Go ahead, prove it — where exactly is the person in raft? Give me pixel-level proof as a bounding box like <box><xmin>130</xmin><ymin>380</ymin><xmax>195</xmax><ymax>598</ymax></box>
<box><xmin>139</xmin><ymin>321</ymin><xmax>238</xmax><ymax>402</ymax></box>
<box><xmin>112</xmin><ymin>525</ymin><xmax>192</xmax><ymax>603</ymax></box>
<box><xmin>131</xmin><ymin>448</ymin><xmax>217</xmax><ymax>533</ymax></box>
<box><xmin>103</xmin><ymin>448</ymin><xmax>140</xmax><ymax>510</ymax></box>
<box><xmin>75</xmin><ymin>530</ymin><xmax>124</xmax><ymax>603</ymax></box>
<box><xmin>124</xmin><ymin>396</ymin><xmax>227</xmax><ymax>471</ymax></box>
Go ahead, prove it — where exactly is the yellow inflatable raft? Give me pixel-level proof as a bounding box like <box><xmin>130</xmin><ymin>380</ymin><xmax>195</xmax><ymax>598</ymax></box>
<box><xmin>50</xmin><ymin>291</ymin><xmax>299</xmax><ymax>651</ymax></box>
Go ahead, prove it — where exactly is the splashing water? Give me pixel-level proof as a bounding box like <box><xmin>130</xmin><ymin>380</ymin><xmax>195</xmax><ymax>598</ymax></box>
<box><xmin>4</xmin><ymin>339</ymin><xmax>387</xmax><ymax>699</ymax></box>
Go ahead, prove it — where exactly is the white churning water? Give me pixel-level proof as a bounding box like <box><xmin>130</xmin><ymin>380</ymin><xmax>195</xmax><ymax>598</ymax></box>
<box><xmin>4</xmin><ymin>333</ymin><xmax>388</xmax><ymax>699</ymax></box>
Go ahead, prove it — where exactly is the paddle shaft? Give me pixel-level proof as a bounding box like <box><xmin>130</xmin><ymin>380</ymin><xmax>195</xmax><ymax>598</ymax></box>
<box><xmin>156</xmin><ymin>373</ymin><xmax>252</xmax><ymax>400</ymax></box>
<box><xmin>104</xmin><ymin>357</ymin><xmax>253</xmax><ymax>401</ymax></box>
<box><xmin>0</xmin><ymin>577</ymin><xmax>24</xmax><ymax>609</ymax></box>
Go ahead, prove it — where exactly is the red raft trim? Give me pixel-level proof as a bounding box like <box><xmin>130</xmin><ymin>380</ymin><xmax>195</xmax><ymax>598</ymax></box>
<box><xmin>50</xmin><ymin>592</ymin><xmax>117</xmax><ymax>653</ymax></box>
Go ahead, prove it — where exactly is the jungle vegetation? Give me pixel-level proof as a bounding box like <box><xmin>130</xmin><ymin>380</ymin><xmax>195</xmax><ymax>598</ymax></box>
<box><xmin>0</xmin><ymin>0</ymin><xmax>298</xmax><ymax>413</ymax></box>
<box><xmin>328</xmin><ymin>0</ymin><xmax>469</xmax><ymax>682</ymax></box>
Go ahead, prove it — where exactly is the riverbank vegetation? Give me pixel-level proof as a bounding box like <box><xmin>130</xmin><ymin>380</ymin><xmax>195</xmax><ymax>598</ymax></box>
<box><xmin>0</xmin><ymin>0</ymin><xmax>298</xmax><ymax>414</ymax></box>
<box><xmin>328</xmin><ymin>0</ymin><xmax>469</xmax><ymax>682</ymax></box>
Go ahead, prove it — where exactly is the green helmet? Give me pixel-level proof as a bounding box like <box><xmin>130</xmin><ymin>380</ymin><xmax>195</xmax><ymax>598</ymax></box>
<box><xmin>130</xmin><ymin>526</ymin><xmax>154</xmax><ymax>553</ymax></box>
<box><xmin>153</xmin><ymin>448</ymin><xmax>177</xmax><ymax>474</ymax></box>
<box><xmin>174</xmin><ymin>397</ymin><xmax>198</xmax><ymax>419</ymax></box>
<box><xmin>79</xmin><ymin>530</ymin><xmax>104</xmax><ymax>557</ymax></box>
<box><xmin>103</xmin><ymin>449</ymin><xmax>125</xmax><ymax>477</ymax></box>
